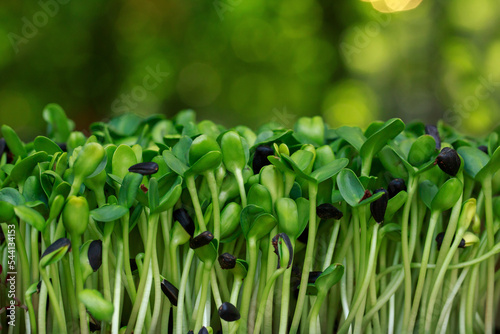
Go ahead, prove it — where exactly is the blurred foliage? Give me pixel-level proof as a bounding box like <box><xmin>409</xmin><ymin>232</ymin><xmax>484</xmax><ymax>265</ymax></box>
<box><xmin>0</xmin><ymin>0</ymin><xmax>499</xmax><ymax>139</ymax></box>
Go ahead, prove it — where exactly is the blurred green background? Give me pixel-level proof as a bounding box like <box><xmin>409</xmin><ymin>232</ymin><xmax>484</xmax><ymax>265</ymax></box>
<box><xmin>1</xmin><ymin>0</ymin><xmax>499</xmax><ymax>139</ymax></box>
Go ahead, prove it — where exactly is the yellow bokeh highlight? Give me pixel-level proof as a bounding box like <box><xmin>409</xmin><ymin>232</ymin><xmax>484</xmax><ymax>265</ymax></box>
<box><xmin>322</xmin><ymin>80</ymin><xmax>379</xmax><ymax>128</ymax></box>
<box><xmin>462</xmin><ymin>104</ymin><xmax>499</xmax><ymax>135</ymax></box>
<box><xmin>485</xmin><ymin>41</ymin><xmax>500</xmax><ymax>80</ymax></box>
<box><xmin>362</xmin><ymin>0</ymin><xmax>423</xmax><ymax>13</ymax></box>
<box><xmin>448</xmin><ymin>0</ymin><xmax>497</xmax><ymax>32</ymax></box>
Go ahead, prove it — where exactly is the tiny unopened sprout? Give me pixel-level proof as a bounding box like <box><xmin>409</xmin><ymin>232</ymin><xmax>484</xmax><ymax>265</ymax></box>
<box><xmin>316</xmin><ymin>203</ymin><xmax>343</xmax><ymax>220</ymax></box>
<box><xmin>173</xmin><ymin>208</ymin><xmax>195</xmax><ymax>237</ymax></box>
<box><xmin>425</xmin><ymin>125</ymin><xmax>441</xmax><ymax>149</ymax></box>
<box><xmin>218</xmin><ymin>253</ymin><xmax>236</xmax><ymax>269</ymax></box>
<box><xmin>63</xmin><ymin>196</ymin><xmax>89</xmax><ymax>236</ymax></box>
<box><xmin>128</xmin><ymin>162</ymin><xmax>159</xmax><ymax>175</ymax></box>
<box><xmin>160</xmin><ymin>279</ymin><xmax>179</xmax><ymax>306</ymax></box>
<box><xmin>435</xmin><ymin>147</ymin><xmax>461</xmax><ymax>176</ymax></box>
<box><xmin>252</xmin><ymin>145</ymin><xmax>274</xmax><ymax>174</ymax></box>
<box><xmin>218</xmin><ymin>302</ymin><xmax>241</xmax><ymax>322</ymax></box>
<box><xmin>388</xmin><ymin>178</ymin><xmax>407</xmax><ymax>199</ymax></box>
<box><xmin>478</xmin><ymin>145</ymin><xmax>488</xmax><ymax>154</ymax></box>
<box><xmin>272</xmin><ymin>233</ymin><xmax>294</xmax><ymax>269</ymax></box>
<box><xmin>189</xmin><ymin>231</ymin><xmax>214</xmax><ymax>249</ymax></box>
<box><xmin>462</xmin><ymin>232</ymin><xmax>480</xmax><ymax>247</ymax></box>
<box><xmin>370</xmin><ymin>189</ymin><xmax>389</xmax><ymax>223</ymax></box>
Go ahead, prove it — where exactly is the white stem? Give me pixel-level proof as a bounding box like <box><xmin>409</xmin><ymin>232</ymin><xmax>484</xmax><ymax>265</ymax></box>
<box><xmin>134</xmin><ymin>263</ymin><xmax>153</xmax><ymax>334</ymax></box>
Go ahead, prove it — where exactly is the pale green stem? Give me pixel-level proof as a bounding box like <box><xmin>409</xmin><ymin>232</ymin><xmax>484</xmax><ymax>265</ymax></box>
<box><xmin>401</xmin><ymin>175</ymin><xmax>417</xmax><ymax>333</ymax></box>
<box><xmin>210</xmin><ymin>268</ymin><xmax>228</xmax><ymax>334</ymax></box>
<box><xmin>482</xmin><ymin>177</ymin><xmax>494</xmax><ymax>334</ymax></box>
<box><xmin>234</xmin><ymin>168</ymin><xmax>247</xmax><ymax>207</ymax></box>
<box><xmin>71</xmin><ymin>235</ymin><xmax>89</xmax><ymax>334</ymax></box>
<box><xmin>289</xmin><ymin>183</ymin><xmax>318</xmax><ymax>334</ymax></box>
<box><xmin>39</xmin><ymin>267</ymin><xmax>67</xmax><ymax>334</ymax></box>
<box><xmin>425</xmin><ymin>227</ymin><xmax>466</xmax><ymax>332</ymax></box>
<box><xmin>125</xmin><ymin>213</ymin><xmax>159</xmax><ymax>334</ymax></box>
<box><xmin>149</xmin><ymin>234</ymin><xmax>162</xmax><ymax>333</ymax></box>
<box><xmin>337</xmin><ymin>224</ymin><xmax>379</xmax><ymax>334</ymax></box>
<box><xmin>407</xmin><ymin>210</ymin><xmax>440</xmax><ymax>333</ymax></box>
<box><xmin>194</xmin><ymin>264</ymin><xmax>211</xmax><ymax>332</ymax></box>
<box><xmin>322</xmin><ymin>220</ymin><xmax>341</xmax><ymax>270</ymax></box>
<box><xmin>112</xmin><ymin>239</ymin><xmax>123</xmax><ymax>334</ymax></box>
<box><xmin>238</xmin><ymin>238</ymin><xmax>258</xmax><ymax>334</ymax></box>
<box><xmin>176</xmin><ymin>249</ymin><xmax>195</xmax><ymax>334</ymax></box>
<box><xmin>205</xmin><ymin>171</ymin><xmax>221</xmax><ymax>241</ymax></box>
<box><xmin>122</xmin><ymin>214</ymin><xmax>137</xmax><ymax>302</ymax></box>
<box><xmin>186</xmin><ymin>175</ymin><xmax>207</xmax><ymax>231</ymax></box>
<box><xmin>134</xmin><ymin>264</ymin><xmax>153</xmax><ymax>334</ymax></box>
<box><xmin>308</xmin><ymin>291</ymin><xmax>327</xmax><ymax>334</ymax></box>
<box><xmin>254</xmin><ymin>268</ymin><xmax>286</xmax><ymax>334</ymax></box>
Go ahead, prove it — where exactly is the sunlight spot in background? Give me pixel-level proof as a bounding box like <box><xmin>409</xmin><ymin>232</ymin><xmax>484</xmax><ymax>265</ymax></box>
<box><xmin>340</xmin><ymin>26</ymin><xmax>392</xmax><ymax>75</ymax></box>
<box><xmin>484</xmin><ymin>41</ymin><xmax>500</xmax><ymax>79</ymax></box>
<box><xmin>322</xmin><ymin>80</ymin><xmax>379</xmax><ymax>128</ymax></box>
<box><xmin>463</xmin><ymin>105</ymin><xmax>499</xmax><ymax>135</ymax></box>
<box><xmin>362</xmin><ymin>0</ymin><xmax>423</xmax><ymax>13</ymax></box>
<box><xmin>448</xmin><ymin>0</ymin><xmax>497</xmax><ymax>32</ymax></box>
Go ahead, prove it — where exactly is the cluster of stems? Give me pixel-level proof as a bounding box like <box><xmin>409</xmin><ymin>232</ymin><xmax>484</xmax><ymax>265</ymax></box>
<box><xmin>0</xmin><ymin>105</ymin><xmax>500</xmax><ymax>333</ymax></box>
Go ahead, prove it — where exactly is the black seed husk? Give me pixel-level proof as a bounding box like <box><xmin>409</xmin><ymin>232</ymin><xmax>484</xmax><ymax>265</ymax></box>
<box><xmin>370</xmin><ymin>189</ymin><xmax>389</xmax><ymax>223</ymax></box>
<box><xmin>435</xmin><ymin>232</ymin><xmax>445</xmax><ymax>250</ymax></box>
<box><xmin>252</xmin><ymin>145</ymin><xmax>274</xmax><ymax>174</ymax></box>
<box><xmin>89</xmin><ymin>318</ymin><xmax>101</xmax><ymax>332</ymax></box>
<box><xmin>218</xmin><ymin>302</ymin><xmax>241</xmax><ymax>322</ymax></box>
<box><xmin>435</xmin><ymin>147</ymin><xmax>461</xmax><ymax>176</ymax></box>
<box><xmin>198</xmin><ymin>327</ymin><xmax>209</xmax><ymax>334</ymax></box>
<box><xmin>218</xmin><ymin>253</ymin><xmax>236</xmax><ymax>270</ymax></box>
<box><xmin>57</xmin><ymin>142</ymin><xmax>67</xmax><ymax>152</ymax></box>
<box><xmin>436</xmin><ymin>232</ymin><xmax>465</xmax><ymax>250</ymax></box>
<box><xmin>173</xmin><ymin>208</ymin><xmax>195</xmax><ymax>237</ymax></box>
<box><xmin>88</xmin><ymin>240</ymin><xmax>103</xmax><ymax>272</ymax></box>
<box><xmin>478</xmin><ymin>145</ymin><xmax>488</xmax><ymax>154</ymax></box>
<box><xmin>161</xmin><ymin>279</ymin><xmax>179</xmax><ymax>306</ymax></box>
<box><xmin>425</xmin><ymin>125</ymin><xmax>441</xmax><ymax>150</ymax></box>
<box><xmin>41</xmin><ymin>238</ymin><xmax>71</xmax><ymax>260</ymax></box>
<box><xmin>0</xmin><ymin>138</ymin><xmax>6</xmax><ymax>157</ymax></box>
<box><xmin>130</xmin><ymin>259</ymin><xmax>138</xmax><ymax>272</ymax></box>
<box><xmin>308</xmin><ymin>271</ymin><xmax>323</xmax><ymax>284</ymax></box>
<box><xmin>189</xmin><ymin>231</ymin><xmax>214</xmax><ymax>249</ymax></box>
<box><xmin>316</xmin><ymin>203</ymin><xmax>343</xmax><ymax>220</ymax></box>
<box><xmin>388</xmin><ymin>178</ymin><xmax>407</xmax><ymax>199</ymax></box>
<box><xmin>128</xmin><ymin>162</ymin><xmax>159</xmax><ymax>175</ymax></box>
<box><xmin>297</xmin><ymin>228</ymin><xmax>308</xmax><ymax>244</ymax></box>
